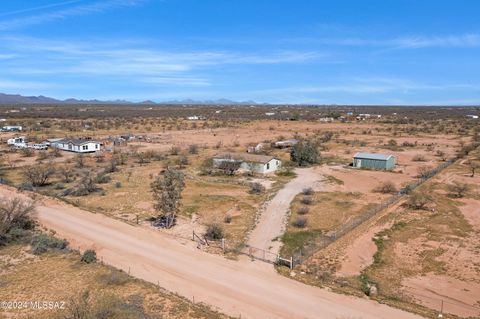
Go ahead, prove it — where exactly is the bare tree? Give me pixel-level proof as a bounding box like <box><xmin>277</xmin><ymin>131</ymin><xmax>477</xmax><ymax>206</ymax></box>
<box><xmin>75</xmin><ymin>154</ymin><xmax>86</xmax><ymax>168</ymax></box>
<box><xmin>0</xmin><ymin>197</ymin><xmax>35</xmax><ymax>245</ymax></box>
<box><xmin>405</xmin><ymin>192</ymin><xmax>430</xmax><ymax>210</ymax></box>
<box><xmin>448</xmin><ymin>182</ymin><xmax>470</xmax><ymax>198</ymax></box>
<box><xmin>59</xmin><ymin>166</ymin><xmax>76</xmax><ymax>183</ymax></box>
<box><xmin>151</xmin><ymin>168</ymin><xmax>185</xmax><ymax>228</ymax></box>
<box><xmin>23</xmin><ymin>164</ymin><xmax>55</xmax><ymax>187</ymax></box>
<box><xmin>467</xmin><ymin>161</ymin><xmax>479</xmax><ymax>177</ymax></box>
<box><xmin>373</xmin><ymin>181</ymin><xmax>398</xmax><ymax>194</ymax></box>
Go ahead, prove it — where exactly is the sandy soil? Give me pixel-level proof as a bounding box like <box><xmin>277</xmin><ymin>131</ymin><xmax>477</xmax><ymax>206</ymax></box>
<box><xmin>0</xmin><ymin>185</ymin><xmax>422</xmax><ymax>319</ymax></box>
<box><xmin>247</xmin><ymin>167</ymin><xmax>324</xmax><ymax>256</ymax></box>
<box><xmin>402</xmin><ymin>275</ymin><xmax>480</xmax><ymax>318</ymax></box>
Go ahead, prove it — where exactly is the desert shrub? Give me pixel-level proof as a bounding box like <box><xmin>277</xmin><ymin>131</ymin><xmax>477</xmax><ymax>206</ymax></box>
<box><xmin>97</xmin><ymin>270</ymin><xmax>130</xmax><ymax>286</ymax></box>
<box><xmin>405</xmin><ymin>192</ymin><xmax>430</xmax><ymax>210</ymax></box>
<box><xmin>36</xmin><ymin>151</ymin><xmax>48</xmax><ymax>161</ymax></box>
<box><xmin>292</xmin><ymin>216</ymin><xmax>308</xmax><ymax>228</ymax></box>
<box><xmin>297</xmin><ymin>207</ymin><xmax>309</xmax><ymax>215</ymax></box>
<box><xmin>50</xmin><ymin>147</ymin><xmax>62</xmax><ymax>158</ymax></box>
<box><xmin>188</xmin><ymin>144</ymin><xmax>199</xmax><ymax>154</ymax></box>
<box><xmin>23</xmin><ymin>164</ymin><xmax>55</xmax><ymax>186</ymax></box>
<box><xmin>300</xmin><ymin>196</ymin><xmax>313</xmax><ymax>205</ymax></box>
<box><xmin>373</xmin><ymin>181</ymin><xmax>398</xmax><ymax>194</ymax></box>
<box><xmin>223</xmin><ymin>214</ymin><xmax>232</xmax><ymax>224</ymax></box>
<box><xmin>302</xmin><ymin>187</ymin><xmax>314</xmax><ymax>195</ymax></box>
<box><xmin>275</xmin><ymin>166</ymin><xmax>294</xmax><ymax>176</ymax></box>
<box><xmin>0</xmin><ymin>197</ymin><xmax>35</xmax><ymax>246</ymax></box>
<box><xmin>290</xmin><ymin>142</ymin><xmax>319</xmax><ymax>166</ymax></box>
<box><xmin>448</xmin><ymin>182</ymin><xmax>470</xmax><ymax>198</ymax></box>
<box><xmin>21</xmin><ymin>148</ymin><xmax>33</xmax><ymax>157</ymax></box>
<box><xmin>416</xmin><ymin>165</ymin><xmax>434</xmax><ymax>179</ymax></box>
<box><xmin>31</xmin><ymin>233</ymin><xmax>68</xmax><ymax>255</ymax></box>
<box><xmin>435</xmin><ymin>150</ymin><xmax>447</xmax><ymax>161</ymax></box>
<box><xmin>75</xmin><ymin>154</ymin><xmax>86</xmax><ymax>168</ymax></box>
<box><xmin>59</xmin><ymin>166</ymin><xmax>76</xmax><ymax>183</ymax></box>
<box><xmin>81</xmin><ymin>250</ymin><xmax>97</xmax><ymax>263</ymax></box>
<box><xmin>95</xmin><ymin>171</ymin><xmax>111</xmax><ymax>184</ymax></box>
<box><xmin>68</xmin><ymin>172</ymin><xmax>98</xmax><ymax>196</ymax></box>
<box><xmin>176</xmin><ymin>155</ymin><xmax>189</xmax><ymax>168</ymax></box>
<box><xmin>170</xmin><ymin>146</ymin><xmax>180</xmax><ymax>155</ymax></box>
<box><xmin>412</xmin><ymin>154</ymin><xmax>426</xmax><ymax>162</ymax></box>
<box><xmin>64</xmin><ymin>291</ymin><xmax>148</xmax><ymax>319</ymax></box>
<box><xmin>115</xmin><ymin>181</ymin><xmax>122</xmax><ymax>188</ymax></box>
<box><xmin>54</xmin><ymin>183</ymin><xmax>65</xmax><ymax>190</ymax></box>
<box><xmin>104</xmin><ymin>158</ymin><xmax>117</xmax><ymax>173</ymax></box>
<box><xmin>205</xmin><ymin>223</ymin><xmax>224</xmax><ymax>240</ymax></box>
<box><xmin>249</xmin><ymin>182</ymin><xmax>265</xmax><ymax>194</ymax></box>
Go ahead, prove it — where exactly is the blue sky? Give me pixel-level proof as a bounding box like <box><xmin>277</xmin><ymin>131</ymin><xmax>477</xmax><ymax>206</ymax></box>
<box><xmin>0</xmin><ymin>0</ymin><xmax>479</xmax><ymax>104</ymax></box>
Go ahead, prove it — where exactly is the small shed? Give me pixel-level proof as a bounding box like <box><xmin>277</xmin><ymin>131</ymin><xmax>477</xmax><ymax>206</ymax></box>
<box><xmin>353</xmin><ymin>152</ymin><xmax>395</xmax><ymax>170</ymax></box>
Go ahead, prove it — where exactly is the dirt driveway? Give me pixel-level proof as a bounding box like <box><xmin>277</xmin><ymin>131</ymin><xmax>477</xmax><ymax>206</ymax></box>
<box><xmin>0</xmin><ymin>186</ymin><xmax>422</xmax><ymax>319</ymax></box>
<box><xmin>247</xmin><ymin>167</ymin><xmax>324</xmax><ymax>255</ymax></box>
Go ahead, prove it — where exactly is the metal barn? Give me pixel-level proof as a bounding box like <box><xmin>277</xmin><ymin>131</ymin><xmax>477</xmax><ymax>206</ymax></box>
<box><xmin>353</xmin><ymin>152</ymin><xmax>395</xmax><ymax>170</ymax></box>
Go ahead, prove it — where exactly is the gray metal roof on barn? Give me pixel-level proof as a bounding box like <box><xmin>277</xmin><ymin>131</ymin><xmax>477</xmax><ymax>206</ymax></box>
<box><xmin>353</xmin><ymin>152</ymin><xmax>393</xmax><ymax>161</ymax></box>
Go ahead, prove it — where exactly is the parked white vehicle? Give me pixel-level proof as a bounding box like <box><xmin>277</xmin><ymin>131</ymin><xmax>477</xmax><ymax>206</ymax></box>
<box><xmin>31</xmin><ymin>143</ymin><xmax>48</xmax><ymax>150</ymax></box>
<box><xmin>7</xmin><ymin>136</ymin><xmax>27</xmax><ymax>145</ymax></box>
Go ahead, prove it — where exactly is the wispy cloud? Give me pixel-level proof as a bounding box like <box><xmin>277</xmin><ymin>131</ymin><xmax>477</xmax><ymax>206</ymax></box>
<box><xmin>283</xmin><ymin>33</ymin><xmax>480</xmax><ymax>49</ymax></box>
<box><xmin>248</xmin><ymin>77</ymin><xmax>480</xmax><ymax>97</ymax></box>
<box><xmin>392</xmin><ymin>34</ymin><xmax>480</xmax><ymax>48</ymax></box>
<box><xmin>0</xmin><ymin>0</ymin><xmax>83</xmax><ymax>18</ymax></box>
<box><xmin>0</xmin><ymin>0</ymin><xmax>145</xmax><ymax>30</ymax></box>
<box><xmin>0</xmin><ymin>36</ymin><xmax>324</xmax><ymax>91</ymax></box>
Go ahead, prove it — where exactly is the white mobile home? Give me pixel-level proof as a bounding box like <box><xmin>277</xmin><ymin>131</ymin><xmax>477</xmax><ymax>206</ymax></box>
<box><xmin>2</xmin><ymin>125</ymin><xmax>23</xmax><ymax>132</ymax></box>
<box><xmin>52</xmin><ymin>139</ymin><xmax>101</xmax><ymax>153</ymax></box>
<box><xmin>213</xmin><ymin>153</ymin><xmax>281</xmax><ymax>174</ymax></box>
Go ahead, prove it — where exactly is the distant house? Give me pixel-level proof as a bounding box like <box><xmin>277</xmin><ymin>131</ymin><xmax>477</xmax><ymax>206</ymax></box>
<box><xmin>274</xmin><ymin>139</ymin><xmax>300</xmax><ymax>148</ymax></box>
<box><xmin>52</xmin><ymin>139</ymin><xmax>102</xmax><ymax>153</ymax></box>
<box><xmin>466</xmin><ymin>115</ymin><xmax>479</xmax><ymax>119</ymax></box>
<box><xmin>247</xmin><ymin>143</ymin><xmax>265</xmax><ymax>153</ymax></box>
<box><xmin>213</xmin><ymin>153</ymin><xmax>281</xmax><ymax>174</ymax></box>
<box><xmin>319</xmin><ymin>117</ymin><xmax>334</xmax><ymax>122</ymax></box>
<box><xmin>353</xmin><ymin>152</ymin><xmax>395</xmax><ymax>170</ymax></box>
<box><xmin>2</xmin><ymin>125</ymin><xmax>23</xmax><ymax>132</ymax></box>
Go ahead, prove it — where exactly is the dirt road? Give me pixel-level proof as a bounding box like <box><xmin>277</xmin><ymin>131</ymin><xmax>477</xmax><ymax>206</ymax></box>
<box><xmin>0</xmin><ymin>186</ymin><xmax>422</xmax><ymax>319</ymax></box>
<box><xmin>247</xmin><ymin>167</ymin><xmax>324</xmax><ymax>255</ymax></box>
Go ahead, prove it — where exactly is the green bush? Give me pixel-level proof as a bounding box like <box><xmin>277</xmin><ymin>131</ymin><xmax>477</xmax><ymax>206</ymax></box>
<box><xmin>81</xmin><ymin>249</ymin><xmax>97</xmax><ymax>263</ymax></box>
<box><xmin>205</xmin><ymin>223</ymin><xmax>224</xmax><ymax>240</ymax></box>
<box><xmin>290</xmin><ymin>142</ymin><xmax>319</xmax><ymax>166</ymax></box>
<box><xmin>31</xmin><ymin>233</ymin><xmax>68</xmax><ymax>255</ymax></box>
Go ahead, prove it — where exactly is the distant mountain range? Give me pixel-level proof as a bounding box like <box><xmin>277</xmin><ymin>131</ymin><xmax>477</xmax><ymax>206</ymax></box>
<box><xmin>0</xmin><ymin>93</ymin><xmax>258</xmax><ymax>105</ymax></box>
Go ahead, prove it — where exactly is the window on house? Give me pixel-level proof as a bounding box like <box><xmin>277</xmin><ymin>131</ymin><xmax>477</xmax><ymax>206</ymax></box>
<box><xmin>267</xmin><ymin>163</ymin><xmax>270</xmax><ymax>170</ymax></box>
<box><xmin>82</xmin><ymin>145</ymin><xmax>88</xmax><ymax>150</ymax></box>
<box><xmin>95</xmin><ymin>144</ymin><xmax>99</xmax><ymax>149</ymax></box>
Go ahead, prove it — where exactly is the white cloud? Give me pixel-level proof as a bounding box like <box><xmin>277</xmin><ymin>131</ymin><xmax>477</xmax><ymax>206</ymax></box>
<box><xmin>0</xmin><ymin>0</ymin><xmax>145</xmax><ymax>30</ymax></box>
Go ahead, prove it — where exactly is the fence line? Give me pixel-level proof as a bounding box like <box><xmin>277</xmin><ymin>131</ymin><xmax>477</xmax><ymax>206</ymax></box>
<box><xmin>292</xmin><ymin>159</ymin><xmax>455</xmax><ymax>266</ymax></box>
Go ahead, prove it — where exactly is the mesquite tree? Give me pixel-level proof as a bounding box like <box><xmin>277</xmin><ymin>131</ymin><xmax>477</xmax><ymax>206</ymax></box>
<box><xmin>151</xmin><ymin>168</ymin><xmax>185</xmax><ymax>228</ymax></box>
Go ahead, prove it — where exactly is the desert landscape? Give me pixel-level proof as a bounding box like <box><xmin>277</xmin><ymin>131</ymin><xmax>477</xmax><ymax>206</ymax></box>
<box><xmin>1</xmin><ymin>103</ymin><xmax>479</xmax><ymax>319</ymax></box>
<box><xmin>1</xmin><ymin>1</ymin><xmax>480</xmax><ymax>318</ymax></box>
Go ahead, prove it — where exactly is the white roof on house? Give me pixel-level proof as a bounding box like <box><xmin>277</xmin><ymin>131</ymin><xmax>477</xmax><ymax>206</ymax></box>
<box><xmin>353</xmin><ymin>152</ymin><xmax>394</xmax><ymax>161</ymax></box>
<box><xmin>56</xmin><ymin>139</ymin><xmax>100</xmax><ymax>146</ymax></box>
<box><xmin>214</xmin><ymin>152</ymin><xmax>278</xmax><ymax>164</ymax></box>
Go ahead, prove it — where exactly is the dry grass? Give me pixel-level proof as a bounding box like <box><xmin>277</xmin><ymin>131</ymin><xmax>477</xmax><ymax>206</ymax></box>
<box><xmin>0</xmin><ymin>244</ymin><xmax>229</xmax><ymax>319</ymax></box>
